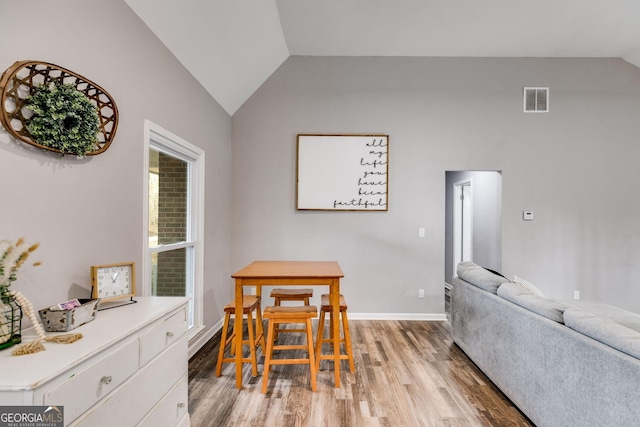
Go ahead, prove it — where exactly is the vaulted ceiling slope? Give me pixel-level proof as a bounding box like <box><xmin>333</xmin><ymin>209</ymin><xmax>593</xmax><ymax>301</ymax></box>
<box><xmin>125</xmin><ymin>0</ymin><xmax>640</xmax><ymax>116</ymax></box>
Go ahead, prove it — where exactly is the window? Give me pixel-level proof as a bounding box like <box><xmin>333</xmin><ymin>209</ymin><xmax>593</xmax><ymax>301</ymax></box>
<box><xmin>143</xmin><ymin>120</ymin><xmax>204</xmax><ymax>338</ymax></box>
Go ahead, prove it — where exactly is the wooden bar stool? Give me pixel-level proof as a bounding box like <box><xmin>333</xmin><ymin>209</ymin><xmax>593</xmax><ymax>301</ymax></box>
<box><xmin>315</xmin><ymin>294</ymin><xmax>355</xmax><ymax>373</ymax></box>
<box><xmin>215</xmin><ymin>295</ymin><xmax>265</xmax><ymax>378</ymax></box>
<box><xmin>269</xmin><ymin>288</ymin><xmax>313</xmax><ymax>340</ymax></box>
<box><xmin>261</xmin><ymin>305</ymin><xmax>318</xmax><ymax>393</ymax></box>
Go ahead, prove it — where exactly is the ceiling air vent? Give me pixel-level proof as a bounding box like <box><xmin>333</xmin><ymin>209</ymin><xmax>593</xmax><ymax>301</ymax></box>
<box><xmin>523</xmin><ymin>87</ymin><xmax>549</xmax><ymax>113</ymax></box>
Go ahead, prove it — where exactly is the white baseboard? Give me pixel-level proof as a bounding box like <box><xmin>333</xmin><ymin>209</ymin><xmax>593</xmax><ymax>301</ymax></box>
<box><xmin>188</xmin><ymin>317</ymin><xmax>224</xmax><ymax>359</ymax></box>
<box><xmin>348</xmin><ymin>313</ymin><xmax>447</xmax><ymax>321</ymax></box>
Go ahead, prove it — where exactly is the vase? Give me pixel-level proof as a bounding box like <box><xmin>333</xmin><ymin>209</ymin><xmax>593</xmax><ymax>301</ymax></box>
<box><xmin>0</xmin><ymin>291</ymin><xmax>22</xmax><ymax>350</ymax></box>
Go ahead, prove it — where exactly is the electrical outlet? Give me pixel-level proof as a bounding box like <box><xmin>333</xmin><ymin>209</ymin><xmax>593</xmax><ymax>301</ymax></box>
<box><xmin>418</xmin><ymin>228</ymin><xmax>425</xmax><ymax>238</ymax></box>
<box><xmin>574</xmin><ymin>290</ymin><xmax>580</xmax><ymax>300</ymax></box>
<box><xmin>418</xmin><ymin>289</ymin><xmax>425</xmax><ymax>298</ymax></box>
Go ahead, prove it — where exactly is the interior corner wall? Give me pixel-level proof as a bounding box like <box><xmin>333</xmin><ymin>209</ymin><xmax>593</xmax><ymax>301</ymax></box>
<box><xmin>232</xmin><ymin>56</ymin><xmax>640</xmax><ymax>314</ymax></box>
<box><xmin>0</xmin><ymin>0</ymin><xmax>232</xmax><ymax>335</ymax></box>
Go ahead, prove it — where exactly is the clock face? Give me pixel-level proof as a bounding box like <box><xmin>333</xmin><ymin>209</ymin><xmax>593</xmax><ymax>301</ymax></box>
<box><xmin>91</xmin><ymin>262</ymin><xmax>136</xmax><ymax>302</ymax></box>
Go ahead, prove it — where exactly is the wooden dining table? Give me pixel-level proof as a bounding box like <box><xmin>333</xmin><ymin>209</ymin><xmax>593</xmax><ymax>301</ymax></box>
<box><xmin>231</xmin><ymin>260</ymin><xmax>345</xmax><ymax>389</ymax></box>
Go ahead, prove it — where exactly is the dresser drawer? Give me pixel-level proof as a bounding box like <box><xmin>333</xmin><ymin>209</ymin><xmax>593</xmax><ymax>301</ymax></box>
<box><xmin>44</xmin><ymin>338</ymin><xmax>139</xmax><ymax>423</ymax></box>
<box><xmin>140</xmin><ymin>307</ymin><xmax>187</xmax><ymax>366</ymax></box>
<box><xmin>138</xmin><ymin>374</ymin><xmax>189</xmax><ymax>427</ymax></box>
<box><xmin>73</xmin><ymin>336</ymin><xmax>187</xmax><ymax>427</ymax></box>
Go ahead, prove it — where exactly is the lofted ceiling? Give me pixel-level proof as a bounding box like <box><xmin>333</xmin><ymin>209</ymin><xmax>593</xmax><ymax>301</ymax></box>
<box><xmin>125</xmin><ymin>0</ymin><xmax>640</xmax><ymax>116</ymax></box>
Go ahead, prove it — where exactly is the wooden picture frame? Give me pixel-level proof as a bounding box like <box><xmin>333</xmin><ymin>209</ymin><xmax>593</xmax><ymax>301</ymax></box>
<box><xmin>296</xmin><ymin>134</ymin><xmax>389</xmax><ymax>211</ymax></box>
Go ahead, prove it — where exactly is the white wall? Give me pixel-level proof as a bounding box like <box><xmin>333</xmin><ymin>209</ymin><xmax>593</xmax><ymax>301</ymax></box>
<box><xmin>0</xmin><ymin>0</ymin><xmax>233</xmax><ymax>337</ymax></box>
<box><xmin>232</xmin><ymin>56</ymin><xmax>640</xmax><ymax>314</ymax></box>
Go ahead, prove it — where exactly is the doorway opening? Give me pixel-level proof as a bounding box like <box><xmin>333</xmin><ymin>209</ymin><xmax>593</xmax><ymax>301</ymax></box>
<box><xmin>445</xmin><ymin>171</ymin><xmax>502</xmax><ymax>319</ymax></box>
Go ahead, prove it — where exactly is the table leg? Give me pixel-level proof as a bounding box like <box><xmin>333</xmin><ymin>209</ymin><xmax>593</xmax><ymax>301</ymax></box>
<box><xmin>234</xmin><ymin>278</ymin><xmax>244</xmax><ymax>389</ymax></box>
<box><xmin>255</xmin><ymin>284</ymin><xmax>264</xmax><ymax>350</ymax></box>
<box><xmin>330</xmin><ymin>278</ymin><xmax>341</xmax><ymax>388</ymax></box>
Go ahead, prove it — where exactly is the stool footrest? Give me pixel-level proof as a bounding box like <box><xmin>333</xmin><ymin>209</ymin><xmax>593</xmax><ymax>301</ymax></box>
<box><xmin>269</xmin><ymin>359</ymin><xmax>314</xmax><ymax>365</ymax></box>
<box><xmin>273</xmin><ymin>344</ymin><xmax>309</xmax><ymax>351</ymax></box>
<box><xmin>318</xmin><ymin>353</ymin><xmax>351</xmax><ymax>359</ymax></box>
<box><xmin>221</xmin><ymin>356</ymin><xmax>256</xmax><ymax>364</ymax></box>
<box><xmin>272</xmin><ymin>328</ymin><xmax>307</xmax><ymax>333</ymax></box>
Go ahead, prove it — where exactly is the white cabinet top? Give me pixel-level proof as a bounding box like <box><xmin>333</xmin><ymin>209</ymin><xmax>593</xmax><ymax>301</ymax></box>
<box><xmin>0</xmin><ymin>297</ymin><xmax>189</xmax><ymax>391</ymax></box>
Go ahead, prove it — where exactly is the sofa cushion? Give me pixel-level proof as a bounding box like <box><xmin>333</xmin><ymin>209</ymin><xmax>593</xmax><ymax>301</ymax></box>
<box><xmin>559</xmin><ymin>300</ymin><xmax>640</xmax><ymax>333</ymax></box>
<box><xmin>497</xmin><ymin>281</ymin><xmax>566</xmax><ymax>323</ymax></box>
<box><xmin>456</xmin><ymin>261</ymin><xmax>509</xmax><ymax>294</ymax></box>
<box><xmin>564</xmin><ymin>308</ymin><xmax>640</xmax><ymax>360</ymax></box>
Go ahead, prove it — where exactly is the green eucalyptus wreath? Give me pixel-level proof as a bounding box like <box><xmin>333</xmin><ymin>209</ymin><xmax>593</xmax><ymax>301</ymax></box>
<box><xmin>25</xmin><ymin>82</ymin><xmax>100</xmax><ymax>157</ymax></box>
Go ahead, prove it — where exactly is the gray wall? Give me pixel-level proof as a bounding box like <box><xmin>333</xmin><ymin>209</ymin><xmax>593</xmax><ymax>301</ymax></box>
<box><xmin>233</xmin><ymin>56</ymin><xmax>640</xmax><ymax>314</ymax></box>
<box><xmin>0</xmin><ymin>1</ymin><xmax>233</xmax><ymax>337</ymax></box>
<box><xmin>445</xmin><ymin>170</ymin><xmax>502</xmax><ymax>284</ymax></box>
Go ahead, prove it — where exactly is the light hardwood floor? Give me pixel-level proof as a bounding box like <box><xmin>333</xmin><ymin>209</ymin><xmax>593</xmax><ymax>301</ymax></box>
<box><xmin>188</xmin><ymin>320</ymin><xmax>534</xmax><ymax>426</ymax></box>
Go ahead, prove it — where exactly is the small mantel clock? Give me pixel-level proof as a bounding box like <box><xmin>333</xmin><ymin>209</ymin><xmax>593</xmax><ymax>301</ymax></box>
<box><xmin>91</xmin><ymin>262</ymin><xmax>136</xmax><ymax>302</ymax></box>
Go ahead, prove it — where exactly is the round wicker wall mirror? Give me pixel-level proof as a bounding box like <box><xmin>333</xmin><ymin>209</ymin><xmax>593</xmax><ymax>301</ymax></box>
<box><xmin>0</xmin><ymin>60</ymin><xmax>118</xmax><ymax>156</ymax></box>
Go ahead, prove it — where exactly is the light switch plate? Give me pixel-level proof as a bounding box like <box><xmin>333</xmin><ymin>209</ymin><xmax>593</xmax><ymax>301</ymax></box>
<box><xmin>523</xmin><ymin>211</ymin><xmax>534</xmax><ymax>221</ymax></box>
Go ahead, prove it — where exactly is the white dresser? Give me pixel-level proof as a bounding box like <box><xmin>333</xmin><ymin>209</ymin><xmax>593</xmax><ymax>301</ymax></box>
<box><xmin>0</xmin><ymin>297</ymin><xmax>190</xmax><ymax>427</ymax></box>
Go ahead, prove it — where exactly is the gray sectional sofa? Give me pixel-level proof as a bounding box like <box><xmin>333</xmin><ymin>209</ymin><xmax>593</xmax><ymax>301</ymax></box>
<box><xmin>451</xmin><ymin>261</ymin><xmax>640</xmax><ymax>427</ymax></box>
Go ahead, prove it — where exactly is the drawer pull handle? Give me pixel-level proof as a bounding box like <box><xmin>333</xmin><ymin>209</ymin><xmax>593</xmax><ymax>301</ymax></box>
<box><xmin>166</xmin><ymin>331</ymin><xmax>174</xmax><ymax>338</ymax></box>
<box><xmin>100</xmin><ymin>376</ymin><xmax>113</xmax><ymax>385</ymax></box>
<box><xmin>177</xmin><ymin>403</ymin><xmax>185</xmax><ymax>409</ymax></box>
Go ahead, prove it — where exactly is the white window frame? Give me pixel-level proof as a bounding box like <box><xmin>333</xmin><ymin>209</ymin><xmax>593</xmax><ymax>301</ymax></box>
<box><xmin>142</xmin><ymin>120</ymin><xmax>205</xmax><ymax>340</ymax></box>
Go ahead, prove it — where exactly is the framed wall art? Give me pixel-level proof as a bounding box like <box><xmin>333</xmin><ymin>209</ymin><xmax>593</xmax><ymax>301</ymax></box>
<box><xmin>296</xmin><ymin>134</ymin><xmax>388</xmax><ymax>211</ymax></box>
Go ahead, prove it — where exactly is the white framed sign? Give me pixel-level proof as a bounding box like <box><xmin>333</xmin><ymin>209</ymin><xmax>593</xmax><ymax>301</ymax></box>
<box><xmin>296</xmin><ymin>134</ymin><xmax>388</xmax><ymax>211</ymax></box>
